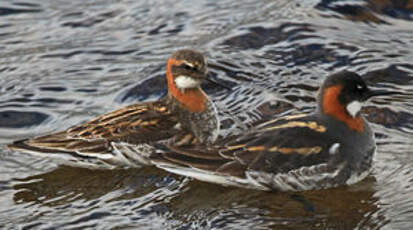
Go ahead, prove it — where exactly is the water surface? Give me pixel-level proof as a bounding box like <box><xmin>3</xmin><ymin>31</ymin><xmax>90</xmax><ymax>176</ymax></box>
<box><xmin>1</xmin><ymin>0</ymin><xmax>413</xmax><ymax>229</ymax></box>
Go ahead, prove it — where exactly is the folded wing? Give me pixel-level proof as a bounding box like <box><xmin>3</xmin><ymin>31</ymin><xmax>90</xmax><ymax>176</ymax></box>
<box><xmin>8</xmin><ymin>100</ymin><xmax>181</xmax><ymax>167</ymax></box>
<box><xmin>152</xmin><ymin>114</ymin><xmax>341</xmax><ymax>190</ymax></box>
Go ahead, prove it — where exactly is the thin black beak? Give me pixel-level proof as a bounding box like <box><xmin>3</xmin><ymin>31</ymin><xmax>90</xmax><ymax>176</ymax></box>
<box><xmin>205</xmin><ymin>74</ymin><xmax>232</xmax><ymax>90</ymax></box>
<box><xmin>363</xmin><ymin>89</ymin><xmax>400</xmax><ymax>101</ymax></box>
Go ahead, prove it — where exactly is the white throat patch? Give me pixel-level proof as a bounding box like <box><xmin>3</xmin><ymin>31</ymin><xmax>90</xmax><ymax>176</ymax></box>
<box><xmin>346</xmin><ymin>100</ymin><xmax>362</xmax><ymax>117</ymax></box>
<box><xmin>174</xmin><ymin>75</ymin><xmax>201</xmax><ymax>90</ymax></box>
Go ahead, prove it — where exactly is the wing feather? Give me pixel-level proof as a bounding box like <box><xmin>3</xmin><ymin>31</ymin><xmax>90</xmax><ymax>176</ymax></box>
<box><xmin>8</xmin><ymin>100</ymin><xmax>179</xmax><ymax>160</ymax></box>
<box><xmin>152</xmin><ymin>114</ymin><xmax>338</xmax><ymax>187</ymax></box>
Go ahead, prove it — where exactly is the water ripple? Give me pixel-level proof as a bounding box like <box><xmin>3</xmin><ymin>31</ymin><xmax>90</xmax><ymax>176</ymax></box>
<box><xmin>0</xmin><ymin>0</ymin><xmax>412</xmax><ymax>229</ymax></box>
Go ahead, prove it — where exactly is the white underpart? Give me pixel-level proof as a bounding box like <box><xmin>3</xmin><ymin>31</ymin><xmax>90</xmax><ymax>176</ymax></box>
<box><xmin>13</xmin><ymin>146</ymin><xmax>117</xmax><ymax>169</ymax></box>
<box><xmin>329</xmin><ymin>143</ymin><xmax>340</xmax><ymax>155</ymax></box>
<box><xmin>346</xmin><ymin>100</ymin><xmax>362</xmax><ymax>117</ymax></box>
<box><xmin>247</xmin><ymin>163</ymin><xmax>345</xmax><ymax>191</ymax></box>
<box><xmin>156</xmin><ymin>164</ymin><xmax>268</xmax><ymax>190</ymax></box>
<box><xmin>11</xmin><ymin>138</ymin><xmax>158</xmax><ymax>169</ymax></box>
<box><xmin>110</xmin><ymin>142</ymin><xmax>154</xmax><ymax>166</ymax></box>
<box><xmin>174</xmin><ymin>75</ymin><xmax>201</xmax><ymax>90</ymax></box>
<box><xmin>346</xmin><ymin>167</ymin><xmax>372</xmax><ymax>185</ymax></box>
<box><xmin>157</xmin><ymin>162</ymin><xmax>347</xmax><ymax>191</ymax></box>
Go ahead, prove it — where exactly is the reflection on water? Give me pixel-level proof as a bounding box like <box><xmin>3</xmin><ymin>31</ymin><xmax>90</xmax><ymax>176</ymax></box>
<box><xmin>0</xmin><ymin>0</ymin><xmax>413</xmax><ymax>229</ymax></box>
<box><xmin>9</xmin><ymin>166</ymin><xmax>383</xmax><ymax>229</ymax></box>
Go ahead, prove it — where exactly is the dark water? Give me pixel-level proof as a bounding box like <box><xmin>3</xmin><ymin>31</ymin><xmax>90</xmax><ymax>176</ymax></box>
<box><xmin>1</xmin><ymin>0</ymin><xmax>413</xmax><ymax>229</ymax></box>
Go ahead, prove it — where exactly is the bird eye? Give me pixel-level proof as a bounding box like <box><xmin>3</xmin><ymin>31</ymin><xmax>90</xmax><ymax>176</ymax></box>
<box><xmin>182</xmin><ymin>63</ymin><xmax>196</xmax><ymax>71</ymax></box>
<box><xmin>356</xmin><ymin>84</ymin><xmax>364</xmax><ymax>91</ymax></box>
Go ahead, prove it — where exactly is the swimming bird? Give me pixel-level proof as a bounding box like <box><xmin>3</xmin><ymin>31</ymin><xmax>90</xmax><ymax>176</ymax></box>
<box><xmin>8</xmin><ymin>49</ymin><xmax>221</xmax><ymax>168</ymax></box>
<box><xmin>152</xmin><ymin>71</ymin><xmax>398</xmax><ymax>191</ymax></box>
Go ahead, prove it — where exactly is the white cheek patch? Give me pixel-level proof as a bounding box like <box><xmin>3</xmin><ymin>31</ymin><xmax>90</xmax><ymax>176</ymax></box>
<box><xmin>346</xmin><ymin>100</ymin><xmax>362</xmax><ymax>117</ymax></box>
<box><xmin>174</xmin><ymin>75</ymin><xmax>202</xmax><ymax>89</ymax></box>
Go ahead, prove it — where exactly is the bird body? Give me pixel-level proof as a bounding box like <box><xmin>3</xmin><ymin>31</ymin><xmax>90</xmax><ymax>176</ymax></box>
<box><xmin>8</xmin><ymin>50</ymin><xmax>220</xmax><ymax>168</ymax></box>
<box><xmin>152</xmin><ymin>71</ymin><xmax>397</xmax><ymax>191</ymax></box>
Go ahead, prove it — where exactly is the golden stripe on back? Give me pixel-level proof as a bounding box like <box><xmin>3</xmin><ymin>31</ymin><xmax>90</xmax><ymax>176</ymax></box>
<box><xmin>260</xmin><ymin>121</ymin><xmax>326</xmax><ymax>133</ymax></box>
<box><xmin>245</xmin><ymin>145</ymin><xmax>322</xmax><ymax>155</ymax></box>
<box><xmin>257</xmin><ymin>113</ymin><xmax>307</xmax><ymax>127</ymax></box>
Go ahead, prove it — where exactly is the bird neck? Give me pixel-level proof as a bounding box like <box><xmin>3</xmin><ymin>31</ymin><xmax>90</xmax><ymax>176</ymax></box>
<box><xmin>320</xmin><ymin>85</ymin><xmax>365</xmax><ymax>132</ymax></box>
<box><xmin>166</xmin><ymin>59</ymin><xmax>207</xmax><ymax>113</ymax></box>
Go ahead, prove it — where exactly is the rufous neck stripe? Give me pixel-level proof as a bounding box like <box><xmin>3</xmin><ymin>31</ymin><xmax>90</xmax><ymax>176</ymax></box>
<box><xmin>322</xmin><ymin>85</ymin><xmax>364</xmax><ymax>132</ymax></box>
<box><xmin>167</xmin><ymin>58</ymin><xmax>207</xmax><ymax>113</ymax></box>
